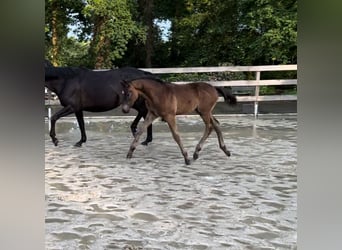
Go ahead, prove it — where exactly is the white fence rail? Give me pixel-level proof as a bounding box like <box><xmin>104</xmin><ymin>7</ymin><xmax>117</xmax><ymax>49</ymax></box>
<box><xmin>45</xmin><ymin>64</ymin><xmax>297</xmax><ymax>117</ymax></box>
<box><xmin>140</xmin><ymin>64</ymin><xmax>297</xmax><ymax>117</ymax></box>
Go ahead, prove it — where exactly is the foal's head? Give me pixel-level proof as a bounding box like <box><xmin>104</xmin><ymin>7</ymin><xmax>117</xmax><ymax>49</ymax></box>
<box><xmin>121</xmin><ymin>80</ymin><xmax>139</xmax><ymax>113</ymax></box>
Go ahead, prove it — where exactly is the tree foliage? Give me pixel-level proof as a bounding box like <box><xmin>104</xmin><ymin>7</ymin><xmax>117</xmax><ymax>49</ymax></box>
<box><xmin>45</xmin><ymin>0</ymin><xmax>297</xmax><ymax>68</ymax></box>
<box><xmin>84</xmin><ymin>0</ymin><xmax>145</xmax><ymax>68</ymax></box>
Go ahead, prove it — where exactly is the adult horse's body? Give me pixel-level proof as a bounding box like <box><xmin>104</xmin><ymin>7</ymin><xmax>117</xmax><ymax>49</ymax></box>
<box><xmin>121</xmin><ymin>78</ymin><xmax>237</xmax><ymax>165</ymax></box>
<box><xmin>45</xmin><ymin>65</ymin><xmax>157</xmax><ymax>146</ymax></box>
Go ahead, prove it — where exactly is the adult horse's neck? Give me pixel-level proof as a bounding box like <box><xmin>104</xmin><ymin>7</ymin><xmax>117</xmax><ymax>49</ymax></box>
<box><xmin>45</xmin><ymin>78</ymin><xmax>65</xmax><ymax>95</ymax></box>
<box><xmin>44</xmin><ymin>67</ymin><xmax>85</xmax><ymax>95</ymax></box>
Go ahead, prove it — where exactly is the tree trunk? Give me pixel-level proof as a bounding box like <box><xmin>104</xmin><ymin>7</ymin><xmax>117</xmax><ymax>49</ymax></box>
<box><xmin>142</xmin><ymin>0</ymin><xmax>154</xmax><ymax>67</ymax></box>
<box><xmin>89</xmin><ymin>16</ymin><xmax>108</xmax><ymax>69</ymax></box>
<box><xmin>51</xmin><ymin>1</ymin><xmax>59</xmax><ymax>66</ymax></box>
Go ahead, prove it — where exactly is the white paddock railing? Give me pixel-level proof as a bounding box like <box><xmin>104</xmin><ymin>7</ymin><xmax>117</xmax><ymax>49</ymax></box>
<box><xmin>45</xmin><ymin>64</ymin><xmax>297</xmax><ymax>118</ymax></box>
<box><xmin>140</xmin><ymin>64</ymin><xmax>297</xmax><ymax>117</ymax></box>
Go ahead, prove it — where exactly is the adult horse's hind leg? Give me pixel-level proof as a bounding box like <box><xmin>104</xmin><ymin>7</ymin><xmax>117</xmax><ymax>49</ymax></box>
<box><xmin>127</xmin><ymin>112</ymin><xmax>157</xmax><ymax>159</ymax></box>
<box><xmin>193</xmin><ymin>113</ymin><xmax>213</xmax><ymax>160</ymax></box>
<box><xmin>211</xmin><ymin>116</ymin><xmax>231</xmax><ymax>157</ymax></box>
<box><xmin>75</xmin><ymin>111</ymin><xmax>86</xmax><ymax>147</ymax></box>
<box><xmin>164</xmin><ymin>115</ymin><xmax>191</xmax><ymax>165</ymax></box>
<box><xmin>50</xmin><ymin>106</ymin><xmax>74</xmax><ymax>146</ymax></box>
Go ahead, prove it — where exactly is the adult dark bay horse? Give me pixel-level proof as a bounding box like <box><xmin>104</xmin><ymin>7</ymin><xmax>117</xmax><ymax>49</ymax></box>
<box><xmin>121</xmin><ymin>78</ymin><xmax>237</xmax><ymax>165</ymax></box>
<box><xmin>45</xmin><ymin>64</ymin><xmax>158</xmax><ymax>147</ymax></box>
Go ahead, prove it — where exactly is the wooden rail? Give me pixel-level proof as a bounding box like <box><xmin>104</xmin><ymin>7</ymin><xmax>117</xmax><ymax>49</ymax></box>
<box><xmin>45</xmin><ymin>64</ymin><xmax>297</xmax><ymax>117</ymax></box>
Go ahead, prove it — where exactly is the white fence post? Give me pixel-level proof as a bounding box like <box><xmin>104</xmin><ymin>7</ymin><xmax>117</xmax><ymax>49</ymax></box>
<box><xmin>254</xmin><ymin>71</ymin><xmax>261</xmax><ymax>118</ymax></box>
<box><xmin>45</xmin><ymin>87</ymin><xmax>52</xmax><ymax>130</ymax></box>
<box><xmin>48</xmin><ymin>107</ymin><xmax>51</xmax><ymax>130</ymax></box>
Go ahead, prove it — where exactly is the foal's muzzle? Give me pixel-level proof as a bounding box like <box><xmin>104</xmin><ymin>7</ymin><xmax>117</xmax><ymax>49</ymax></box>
<box><xmin>122</xmin><ymin>104</ymin><xmax>130</xmax><ymax>113</ymax></box>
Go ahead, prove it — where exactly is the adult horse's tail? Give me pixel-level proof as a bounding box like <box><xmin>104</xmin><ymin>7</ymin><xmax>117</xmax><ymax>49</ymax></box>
<box><xmin>215</xmin><ymin>87</ymin><xmax>237</xmax><ymax>105</ymax></box>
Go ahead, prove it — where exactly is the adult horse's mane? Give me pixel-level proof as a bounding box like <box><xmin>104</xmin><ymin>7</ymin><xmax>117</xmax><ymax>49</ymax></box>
<box><xmin>45</xmin><ymin>66</ymin><xmax>89</xmax><ymax>79</ymax></box>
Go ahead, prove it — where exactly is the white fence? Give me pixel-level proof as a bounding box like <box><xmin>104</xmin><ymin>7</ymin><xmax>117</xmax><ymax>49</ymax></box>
<box><xmin>45</xmin><ymin>64</ymin><xmax>297</xmax><ymax>117</ymax></box>
<box><xmin>140</xmin><ymin>64</ymin><xmax>297</xmax><ymax>117</ymax></box>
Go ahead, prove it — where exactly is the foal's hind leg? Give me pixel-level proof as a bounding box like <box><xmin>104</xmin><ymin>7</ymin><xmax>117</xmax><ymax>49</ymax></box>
<box><xmin>164</xmin><ymin>115</ymin><xmax>191</xmax><ymax>165</ymax></box>
<box><xmin>127</xmin><ymin>112</ymin><xmax>157</xmax><ymax>159</ymax></box>
<box><xmin>75</xmin><ymin>111</ymin><xmax>86</xmax><ymax>147</ymax></box>
<box><xmin>193</xmin><ymin>113</ymin><xmax>213</xmax><ymax>160</ymax></box>
<box><xmin>50</xmin><ymin>106</ymin><xmax>74</xmax><ymax>146</ymax></box>
<box><xmin>211</xmin><ymin>116</ymin><xmax>231</xmax><ymax>157</ymax></box>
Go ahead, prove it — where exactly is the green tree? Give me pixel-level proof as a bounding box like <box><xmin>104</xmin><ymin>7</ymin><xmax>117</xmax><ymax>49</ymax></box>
<box><xmin>151</xmin><ymin>0</ymin><xmax>296</xmax><ymax>67</ymax></box>
<box><xmin>84</xmin><ymin>0</ymin><xmax>145</xmax><ymax>69</ymax></box>
<box><xmin>45</xmin><ymin>0</ymin><xmax>297</xmax><ymax>68</ymax></box>
<box><xmin>45</xmin><ymin>0</ymin><xmax>86</xmax><ymax>66</ymax></box>
<box><xmin>237</xmin><ymin>0</ymin><xmax>297</xmax><ymax>65</ymax></box>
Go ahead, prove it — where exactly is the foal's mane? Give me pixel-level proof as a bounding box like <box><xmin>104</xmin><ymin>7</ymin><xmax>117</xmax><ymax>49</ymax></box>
<box><xmin>129</xmin><ymin>75</ymin><xmax>165</xmax><ymax>84</ymax></box>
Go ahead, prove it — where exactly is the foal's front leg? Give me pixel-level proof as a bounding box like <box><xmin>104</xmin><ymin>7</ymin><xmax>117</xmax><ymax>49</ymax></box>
<box><xmin>127</xmin><ymin>112</ymin><xmax>157</xmax><ymax>159</ymax></box>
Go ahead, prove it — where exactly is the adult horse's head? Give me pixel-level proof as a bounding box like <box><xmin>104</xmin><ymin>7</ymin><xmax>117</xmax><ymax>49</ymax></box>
<box><xmin>121</xmin><ymin>80</ymin><xmax>139</xmax><ymax>113</ymax></box>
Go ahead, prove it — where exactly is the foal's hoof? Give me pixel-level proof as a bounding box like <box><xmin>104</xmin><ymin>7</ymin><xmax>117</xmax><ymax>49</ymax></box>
<box><xmin>185</xmin><ymin>158</ymin><xmax>191</xmax><ymax>165</ymax></box>
<box><xmin>52</xmin><ymin>139</ymin><xmax>59</xmax><ymax>146</ymax></box>
<box><xmin>226</xmin><ymin>151</ymin><xmax>231</xmax><ymax>157</ymax></box>
<box><xmin>126</xmin><ymin>152</ymin><xmax>133</xmax><ymax>159</ymax></box>
<box><xmin>193</xmin><ymin>152</ymin><xmax>199</xmax><ymax>160</ymax></box>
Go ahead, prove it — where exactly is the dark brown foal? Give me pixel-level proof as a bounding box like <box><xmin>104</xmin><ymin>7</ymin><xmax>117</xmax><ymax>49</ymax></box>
<box><xmin>121</xmin><ymin>78</ymin><xmax>235</xmax><ymax>165</ymax></box>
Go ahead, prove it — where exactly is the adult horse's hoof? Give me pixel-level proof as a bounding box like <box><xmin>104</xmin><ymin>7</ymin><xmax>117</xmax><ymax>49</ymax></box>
<box><xmin>141</xmin><ymin>139</ymin><xmax>152</xmax><ymax>146</ymax></box>
<box><xmin>126</xmin><ymin>152</ymin><xmax>133</xmax><ymax>159</ymax></box>
<box><xmin>193</xmin><ymin>152</ymin><xmax>199</xmax><ymax>160</ymax></box>
<box><xmin>74</xmin><ymin>142</ymin><xmax>82</xmax><ymax>147</ymax></box>
<box><xmin>52</xmin><ymin>139</ymin><xmax>59</xmax><ymax>146</ymax></box>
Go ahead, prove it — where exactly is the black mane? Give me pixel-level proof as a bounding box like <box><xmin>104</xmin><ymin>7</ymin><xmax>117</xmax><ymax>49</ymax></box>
<box><xmin>45</xmin><ymin>66</ymin><xmax>88</xmax><ymax>79</ymax></box>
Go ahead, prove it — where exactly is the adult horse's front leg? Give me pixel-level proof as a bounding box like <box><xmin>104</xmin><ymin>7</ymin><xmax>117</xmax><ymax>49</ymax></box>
<box><xmin>127</xmin><ymin>112</ymin><xmax>157</xmax><ymax>159</ymax></box>
<box><xmin>142</xmin><ymin>124</ymin><xmax>153</xmax><ymax>146</ymax></box>
<box><xmin>132</xmin><ymin>109</ymin><xmax>153</xmax><ymax>146</ymax></box>
<box><xmin>49</xmin><ymin>106</ymin><xmax>74</xmax><ymax>146</ymax></box>
<box><xmin>164</xmin><ymin>115</ymin><xmax>191</xmax><ymax>165</ymax></box>
<box><xmin>75</xmin><ymin>111</ymin><xmax>86</xmax><ymax>147</ymax></box>
<box><xmin>130</xmin><ymin>112</ymin><xmax>142</xmax><ymax>136</ymax></box>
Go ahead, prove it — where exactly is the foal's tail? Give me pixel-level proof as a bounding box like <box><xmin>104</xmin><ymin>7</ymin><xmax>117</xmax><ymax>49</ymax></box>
<box><xmin>215</xmin><ymin>87</ymin><xmax>237</xmax><ymax>105</ymax></box>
